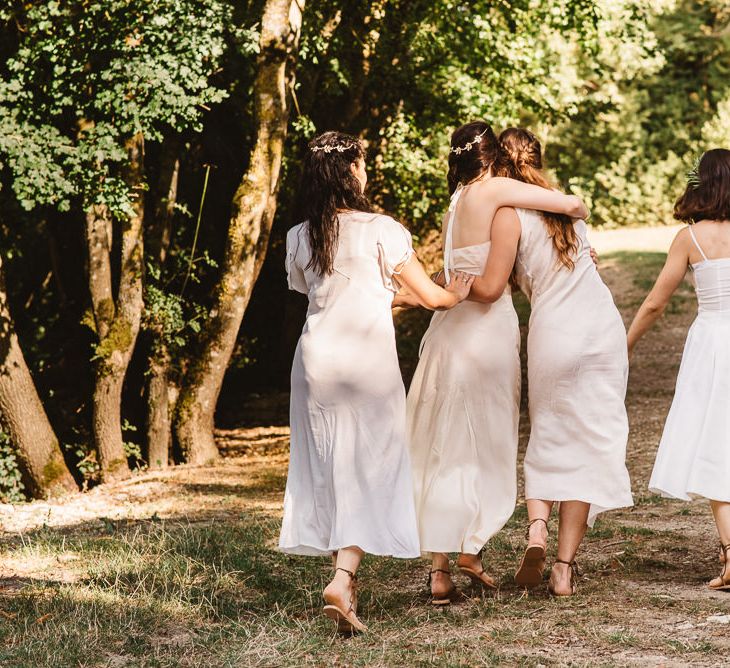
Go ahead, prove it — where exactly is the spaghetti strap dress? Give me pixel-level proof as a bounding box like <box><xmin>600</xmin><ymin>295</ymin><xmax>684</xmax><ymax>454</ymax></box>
<box><xmin>514</xmin><ymin>208</ymin><xmax>633</xmax><ymax>526</ymax></box>
<box><xmin>406</xmin><ymin>186</ymin><xmax>521</xmax><ymax>555</ymax></box>
<box><xmin>278</xmin><ymin>211</ymin><xmax>421</xmax><ymax>558</ymax></box>
<box><xmin>649</xmin><ymin>226</ymin><xmax>730</xmax><ymax>502</ymax></box>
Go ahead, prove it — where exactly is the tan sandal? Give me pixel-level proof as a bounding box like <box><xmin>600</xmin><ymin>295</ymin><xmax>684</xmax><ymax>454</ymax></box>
<box><xmin>457</xmin><ymin>548</ymin><xmax>497</xmax><ymax>590</ymax></box>
<box><xmin>515</xmin><ymin>518</ymin><xmax>548</xmax><ymax>588</ymax></box>
<box><xmin>428</xmin><ymin>568</ymin><xmax>461</xmax><ymax>606</ymax></box>
<box><xmin>323</xmin><ymin>568</ymin><xmax>368</xmax><ymax>634</ymax></box>
<box><xmin>709</xmin><ymin>544</ymin><xmax>730</xmax><ymax>591</ymax></box>
<box><xmin>548</xmin><ymin>559</ymin><xmax>578</xmax><ymax>597</ymax></box>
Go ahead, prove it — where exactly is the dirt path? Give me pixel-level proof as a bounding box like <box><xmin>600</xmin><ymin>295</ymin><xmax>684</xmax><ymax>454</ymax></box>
<box><xmin>1</xmin><ymin>240</ymin><xmax>729</xmax><ymax>667</ymax></box>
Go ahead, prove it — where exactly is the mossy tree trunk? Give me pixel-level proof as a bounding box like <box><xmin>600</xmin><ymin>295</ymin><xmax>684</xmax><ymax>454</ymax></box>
<box><xmin>85</xmin><ymin>132</ymin><xmax>146</xmax><ymax>482</ymax></box>
<box><xmin>145</xmin><ymin>139</ymin><xmax>180</xmax><ymax>469</ymax></box>
<box><xmin>0</xmin><ymin>255</ymin><xmax>77</xmax><ymax>498</ymax></box>
<box><xmin>174</xmin><ymin>0</ymin><xmax>305</xmax><ymax>465</ymax></box>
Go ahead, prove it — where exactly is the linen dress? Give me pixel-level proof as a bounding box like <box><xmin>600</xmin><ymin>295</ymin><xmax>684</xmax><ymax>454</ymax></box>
<box><xmin>514</xmin><ymin>208</ymin><xmax>633</xmax><ymax>526</ymax></box>
<box><xmin>649</xmin><ymin>226</ymin><xmax>730</xmax><ymax>502</ymax></box>
<box><xmin>407</xmin><ymin>187</ymin><xmax>521</xmax><ymax>555</ymax></box>
<box><xmin>278</xmin><ymin>211</ymin><xmax>421</xmax><ymax>558</ymax></box>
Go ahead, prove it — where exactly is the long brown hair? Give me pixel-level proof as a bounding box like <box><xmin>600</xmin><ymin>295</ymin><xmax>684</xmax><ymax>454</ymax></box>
<box><xmin>447</xmin><ymin>121</ymin><xmax>501</xmax><ymax>195</ymax></box>
<box><xmin>674</xmin><ymin>148</ymin><xmax>730</xmax><ymax>223</ymax></box>
<box><xmin>298</xmin><ymin>131</ymin><xmax>372</xmax><ymax>276</ymax></box>
<box><xmin>496</xmin><ymin>128</ymin><xmax>578</xmax><ymax>270</ymax></box>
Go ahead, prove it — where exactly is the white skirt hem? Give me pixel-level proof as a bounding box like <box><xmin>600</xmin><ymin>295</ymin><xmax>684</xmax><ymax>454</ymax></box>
<box><xmin>278</xmin><ymin>542</ymin><xmax>420</xmax><ymax>559</ymax></box>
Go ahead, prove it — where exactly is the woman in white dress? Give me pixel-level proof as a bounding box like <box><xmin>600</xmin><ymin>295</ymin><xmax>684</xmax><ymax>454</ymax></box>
<box><xmin>407</xmin><ymin>121</ymin><xmax>591</xmax><ymax>604</ymax></box>
<box><xmin>279</xmin><ymin>131</ymin><xmax>474</xmax><ymax>633</ymax></box>
<box><xmin>627</xmin><ymin>148</ymin><xmax>730</xmax><ymax>590</ymax></box>
<box><xmin>456</xmin><ymin>128</ymin><xmax>633</xmax><ymax>596</ymax></box>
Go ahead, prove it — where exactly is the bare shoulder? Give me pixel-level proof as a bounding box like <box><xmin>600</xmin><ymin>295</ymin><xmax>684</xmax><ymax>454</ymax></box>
<box><xmin>481</xmin><ymin>176</ymin><xmax>514</xmax><ymax>190</ymax></box>
<box><xmin>669</xmin><ymin>225</ymin><xmax>691</xmax><ymax>250</ymax></box>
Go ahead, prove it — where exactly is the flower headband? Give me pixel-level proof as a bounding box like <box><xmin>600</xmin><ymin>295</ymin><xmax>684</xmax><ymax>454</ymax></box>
<box><xmin>450</xmin><ymin>127</ymin><xmax>489</xmax><ymax>155</ymax></box>
<box><xmin>310</xmin><ymin>142</ymin><xmax>360</xmax><ymax>154</ymax></box>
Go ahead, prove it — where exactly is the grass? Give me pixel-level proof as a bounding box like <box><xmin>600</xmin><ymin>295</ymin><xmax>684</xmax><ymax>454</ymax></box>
<box><xmin>3</xmin><ymin>249</ymin><xmax>730</xmax><ymax>667</ymax></box>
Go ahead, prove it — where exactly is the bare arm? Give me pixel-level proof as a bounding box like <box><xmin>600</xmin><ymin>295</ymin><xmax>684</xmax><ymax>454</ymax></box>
<box><xmin>626</xmin><ymin>230</ymin><xmax>691</xmax><ymax>356</ymax></box>
<box><xmin>485</xmin><ymin>177</ymin><xmax>589</xmax><ymax>219</ymax></box>
<box><xmin>468</xmin><ymin>207</ymin><xmax>521</xmax><ymax>304</ymax></box>
<box><xmin>392</xmin><ymin>256</ymin><xmax>474</xmax><ymax>310</ymax></box>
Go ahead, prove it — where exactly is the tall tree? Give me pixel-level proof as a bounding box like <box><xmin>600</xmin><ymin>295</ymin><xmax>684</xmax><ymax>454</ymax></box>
<box><xmin>0</xmin><ymin>254</ymin><xmax>77</xmax><ymax>497</ymax></box>
<box><xmin>0</xmin><ymin>0</ymin><xmax>230</xmax><ymax>480</ymax></box>
<box><xmin>175</xmin><ymin>0</ymin><xmax>306</xmax><ymax>464</ymax></box>
<box><xmin>84</xmin><ymin>133</ymin><xmax>146</xmax><ymax>481</ymax></box>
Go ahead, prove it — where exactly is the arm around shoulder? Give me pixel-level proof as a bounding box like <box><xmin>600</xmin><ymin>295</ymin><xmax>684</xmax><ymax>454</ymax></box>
<box><xmin>486</xmin><ymin>177</ymin><xmax>588</xmax><ymax>219</ymax></box>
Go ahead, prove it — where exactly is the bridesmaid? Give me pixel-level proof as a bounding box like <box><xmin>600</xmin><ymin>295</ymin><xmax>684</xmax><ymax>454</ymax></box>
<box><xmin>627</xmin><ymin>149</ymin><xmax>730</xmax><ymax>590</ymax></box>
<box><xmin>278</xmin><ymin>131</ymin><xmax>473</xmax><ymax>634</ymax></box>
<box><xmin>407</xmin><ymin>121</ymin><xmax>590</xmax><ymax>605</ymax></box>
<box><xmin>450</xmin><ymin>127</ymin><xmax>633</xmax><ymax>596</ymax></box>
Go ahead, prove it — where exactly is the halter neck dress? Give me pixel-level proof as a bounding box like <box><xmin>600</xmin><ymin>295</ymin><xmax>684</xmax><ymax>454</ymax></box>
<box><xmin>649</xmin><ymin>225</ymin><xmax>730</xmax><ymax>502</ymax></box>
<box><xmin>513</xmin><ymin>208</ymin><xmax>633</xmax><ymax>526</ymax></box>
<box><xmin>406</xmin><ymin>185</ymin><xmax>521</xmax><ymax>555</ymax></box>
<box><xmin>279</xmin><ymin>212</ymin><xmax>420</xmax><ymax>558</ymax></box>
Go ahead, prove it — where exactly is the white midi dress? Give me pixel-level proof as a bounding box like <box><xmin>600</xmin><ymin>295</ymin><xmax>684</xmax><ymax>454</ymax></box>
<box><xmin>649</xmin><ymin>226</ymin><xmax>730</xmax><ymax>502</ymax></box>
<box><xmin>514</xmin><ymin>208</ymin><xmax>633</xmax><ymax>526</ymax></box>
<box><xmin>278</xmin><ymin>211</ymin><xmax>420</xmax><ymax>558</ymax></box>
<box><xmin>407</xmin><ymin>188</ymin><xmax>521</xmax><ymax>555</ymax></box>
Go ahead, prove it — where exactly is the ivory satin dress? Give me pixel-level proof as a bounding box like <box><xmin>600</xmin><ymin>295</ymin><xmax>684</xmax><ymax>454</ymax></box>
<box><xmin>514</xmin><ymin>208</ymin><xmax>633</xmax><ymax>525</ymax></box>
<box><xmin>649</xmin><ymin>226</ymin><xmax>730</xmax><ymax>502</ymax></box>
<box><xmin>407</xmin><ymin>187</ymin><xmax>521</xmax><ymax>554</ymax></box>
<box><xmin>279</xmin><ymin>211</ymin><xmax>421</xmax><ymax>558</ymax></box>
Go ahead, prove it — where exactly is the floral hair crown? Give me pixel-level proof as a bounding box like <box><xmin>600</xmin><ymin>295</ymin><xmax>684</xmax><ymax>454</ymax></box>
<box><xmin>686</xmin><ymin>154</ymin><xmax>703</xmax><ymax>189</ymax></box>
<box><xmin>450</xmin><ymin>127</ymin><xmax>488</xmax><ymax>156</ymax></box>
<box><xmin>310</xmin><ymin>141</ymin><xmax>360</xmax><ymax>154</ymax></box>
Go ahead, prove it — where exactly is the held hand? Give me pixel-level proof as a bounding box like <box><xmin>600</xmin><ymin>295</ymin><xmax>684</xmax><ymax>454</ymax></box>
<box><xmin>444</xmin><ymin>271</ymin><xmax>475</xmax><ymax>302</ymax></box>
<box><xmin>590</xmin><ymin>247</ymin><xmax>599</xmax><ymax>267</ymax></box>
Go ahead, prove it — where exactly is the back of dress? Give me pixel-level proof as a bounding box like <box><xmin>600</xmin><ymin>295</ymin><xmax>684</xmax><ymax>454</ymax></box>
<box><xmin>514</xmin><ymin>209</ymin><xmax>615</xmax><ymax>319</ymax></box>
<box><xmin>648</xmin><ymin>225</ymin><xmax>730</xmax><ymax>504</ymax></box>
<box><xmin>689</xmin><ymin>226</ymin><xmax>730</xmax><ymax>317</ymax></box>
<box><xmin>512</xmin><ymin>208</ymin><xmax>632</xmax><ymax>526</ymax></box>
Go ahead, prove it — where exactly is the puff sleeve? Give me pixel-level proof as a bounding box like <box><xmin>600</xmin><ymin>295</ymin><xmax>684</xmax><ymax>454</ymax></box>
<box><xmin>377</xmin><ymin>216</ymin><xmax>415</xmax><ymax>292</ymax></box>
<box><xmin>286</xmin><ymin>225</ymin><xmax>308</xmax><ymax>294</ymax></box>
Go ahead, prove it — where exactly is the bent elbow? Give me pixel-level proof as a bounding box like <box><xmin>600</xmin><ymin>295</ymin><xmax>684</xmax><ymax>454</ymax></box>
<box><xmin>644</xmin><ymin>298</ymin><xmax>667</xmax><ymax>316</ymax></box>
<box><xmin>568</xmin><ymin>196</ymin><xmax>587</xmax><ymax>219</ymax></box>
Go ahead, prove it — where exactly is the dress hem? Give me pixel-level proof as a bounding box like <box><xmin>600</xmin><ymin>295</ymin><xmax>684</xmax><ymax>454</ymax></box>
<box><xmin>278</xmin><ymin>542</ymin><xmax>420</xmax><ymax>559</ymax></box>
<box><xmin>649</xmin><ymin>485</ymin><xmax>730</xmax><ymax>504</ymax></box>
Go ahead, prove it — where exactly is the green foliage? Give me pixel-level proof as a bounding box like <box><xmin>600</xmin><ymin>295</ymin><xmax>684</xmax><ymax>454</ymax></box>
<box><xmin>295</xmin><ymin>0</ymin><xmax>660</xmax><ymax>232</ymax></box>
<box><xmin>0</xmin><ymin>428</ymin><xmax>25</xmax><ymax>503</ymax></box>
<box><xmin>0</xmin><ymin>0</ymin><xmax>232</xmax><ymax>214</ymax></box>
<box><xmin>550</xmin><ymin>0</ymin><xmax>730</xmax><ymax>227</ymax></box>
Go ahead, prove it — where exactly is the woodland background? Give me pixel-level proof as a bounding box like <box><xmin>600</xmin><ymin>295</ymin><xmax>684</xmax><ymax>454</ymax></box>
<box><xmin>0</xmin><ymin>0</ymin><xmax>729</xmax><ymax>501</ymax></box>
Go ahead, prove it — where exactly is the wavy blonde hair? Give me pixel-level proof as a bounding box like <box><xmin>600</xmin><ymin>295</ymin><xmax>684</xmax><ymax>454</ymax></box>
<box><xmin>497</xmin><ymin>128</ymin><xmax>578</xmax><ymax>270</ymax></box>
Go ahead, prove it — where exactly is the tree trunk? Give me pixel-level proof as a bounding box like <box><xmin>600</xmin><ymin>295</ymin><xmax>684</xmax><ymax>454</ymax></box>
<box><xmin>145</xmin><ymin>138</ymin><xmax>180</xmax><ymax>469</ymax></box>
<box><xmin>174</xmin><ymin>0</ymin><xmax>305</xmax><ymax>465</ymax></box>
<box><xmin>146</xmin><ymin>351</ymin><xmax>171</xmax><ymax>469</ymax></box>
<box><xmin>86</xmin><ymin>132</ymin><xmax>146</xmax><ymax>482</ymax></box>
<box><xmin>0</xmin><ymin>255</ymin><xmax>77</xmax><ymax>498</ymax></box>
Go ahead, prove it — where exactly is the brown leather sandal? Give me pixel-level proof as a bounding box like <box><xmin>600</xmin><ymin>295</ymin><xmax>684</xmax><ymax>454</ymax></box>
<box><xmin>515</xmin><ymin>518</ymin><xmax>548</xmax><ymax>588</ymax></box>
<box><xmin>457</xmin><ymin>548</ymin><xmax>497</xmax><ymax>590</ymax></box>
<box><xmin>323</xmin><ymin>568</ymin><xmax>368</xmax><ymax>634</ymax></box>
<box><xmin>709</xmin><ymin>544</ymin><xmax>730</xmax><ymax>591</ymax></box>
<box><xmin>428</xmin><ymin>568</ymin><xmax>460</xmax><ymax>606</ymax></box>
<box><xmin>548</xmin><ymin>559</ymin><xmax>578</xmax><ymax>597</ymax></box>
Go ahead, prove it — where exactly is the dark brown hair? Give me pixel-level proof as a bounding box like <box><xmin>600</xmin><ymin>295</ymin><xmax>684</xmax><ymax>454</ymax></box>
<box><xmin>674</xmin><ymin>149</ymin><xmax>730</xmax><ymax>223</ymax></box>
<box><xmin>447</xmin><ymin>121</ymin><xmax>501</xmax><ymax>195</ymax></box>
<box><xmin>298</xmin><ymin>131</ymin><xmax>372</xmax><ymax>276</ymax></box>
<box><xmin>497</xmin><ymin>127</ymin><xmax>578</xmax><ymax>270</ymax></box>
